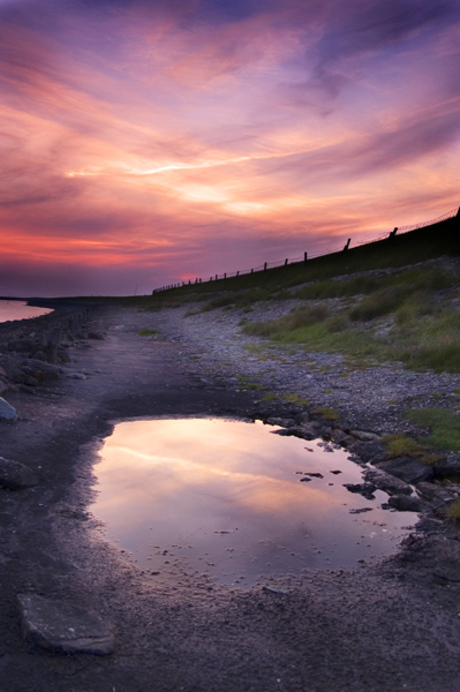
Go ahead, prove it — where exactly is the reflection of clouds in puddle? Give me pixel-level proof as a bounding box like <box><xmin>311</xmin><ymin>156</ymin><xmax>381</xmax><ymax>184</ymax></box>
<box><xmin>91</xmin><ymin>418</ymin><xmax>417</xmax><ymax>586</ymax></box>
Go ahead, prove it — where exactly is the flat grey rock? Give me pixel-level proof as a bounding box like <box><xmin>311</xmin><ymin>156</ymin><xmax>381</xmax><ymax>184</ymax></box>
<box><xmin>375</xmin><ymin>456</ymin><xmax>433</xmax><ymax>484</ymax></box>
<box><xmin>388</xmin><ymin>494</ymin><xmax>425</xmax><ymax>512</ymax></box>
<box><xmin>363</xmin><ymin>467</ymin><xmax>412</xmax><ymax>496</ymax></box>
<box><xmin>0</xmin><ymin>397</ymin><xmax>17</xmax><ymax>422</ymax></box>
<box><xmin>415</xmin><ymin>482</ymin><xmax>456</xmax><ymax>506</ymax></box>
<box><xmin>0</xmin><ymin>457</ymin><xmax>38</xmax><ymax>490</ymax></box>
<box><xmin>17</xmin><ymin>594</ymin><xmax>115</xmax><ymax>655</ymax></box>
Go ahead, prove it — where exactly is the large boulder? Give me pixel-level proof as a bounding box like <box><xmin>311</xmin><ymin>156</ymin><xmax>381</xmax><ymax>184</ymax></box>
<box><xmin>348</xmin><ymin>440</ymin><xmax>386</xmax><ymax>463</ymax></box>
<box><xmin>0</xmin><ymin>457</ymin><xmax>38</xmax><ymax>489</ymax></box>
<box><xmin>432</xmin><ymin>453</ymin><xmax>460</xmax><ymax>479</ymax></box>
<box><xmin>17</xmin><ymin>594</ymin><xmax>115</xmax><ymax>655</ymax></box>
<box><xmin>363</xmin><ymin>467</ymin><xmax>412</xmax><ymax>496</ymax></box>
<box><xmin>0</xmin><ymin>397</ymin><xmax>17</xmax><ymax>422</ymax></box>
<box><xmin>387</xmin><ymin>494</ymin><xmax>426</xmax><ymax>512</ymax></box>
<box><xmin>375</xmin><ymin>457</ymin><xmax>433</xmax><ymax>484</ymax></box>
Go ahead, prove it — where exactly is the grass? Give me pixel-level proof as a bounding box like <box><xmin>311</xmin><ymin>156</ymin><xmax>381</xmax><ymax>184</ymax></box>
<box><xmin>137</xmin><ymin>328</ymin><xmax>160</xmax><ymax>336</ymax></box>
<box><xmin>446</xmin><ymin>502</ymin><xmax>460</xmax><ymax>521</ymax></box>
<box><xmin>235</xmin><ymin>375</ymin><xmax>266</xmax><ymax>391</ymax></box>
<box><xmin>282</xmin><ymin>393</ymin><xmax>309</xmax><ymax>406</ymax></box>
<box><xmin>314</xmin><ymin>406</ymin><xmax>340</xmax><ymax>422</ymax></box>
<box><xmin>404</xmin><ymin>408</ymin><xmax>460</xmax><ymax>451</ymax></box>
<box><xmin>241</xmin><ymin>274</ymin><xmax>460</xmax><ymax>373</ymax></box>
<box><xmin>381</xmin><ymin>433</ymin><xmax>440</xmax><ymax>465</ymax></box>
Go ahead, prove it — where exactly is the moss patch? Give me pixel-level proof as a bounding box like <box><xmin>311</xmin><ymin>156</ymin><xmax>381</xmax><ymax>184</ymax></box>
<box><xmin>404</xmin><ymin>408</ymin><xmax>460</xmax><ymax>451</ymax></box>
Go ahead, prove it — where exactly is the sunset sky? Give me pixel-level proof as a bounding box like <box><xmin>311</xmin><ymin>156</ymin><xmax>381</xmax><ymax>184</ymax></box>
<box><xmin>1</xmin><ymin>0</ymin><xmax>459</xmax><ymax>297</ymax></box>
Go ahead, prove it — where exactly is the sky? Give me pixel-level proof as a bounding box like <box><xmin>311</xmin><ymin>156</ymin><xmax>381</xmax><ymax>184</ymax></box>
<box><xmin>0</xmin><ymin>0</ymin><xmax>459</xmax><ymax>297</ymax></box>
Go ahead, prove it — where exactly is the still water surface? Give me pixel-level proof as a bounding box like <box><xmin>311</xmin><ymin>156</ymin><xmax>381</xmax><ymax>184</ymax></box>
<box><xmin>92</xmin><ymin>418</ymin><xmax>417</xmax><ymax>587</ymax></box>
<box><xmin>0</xmin><ymin>299</ymin><xmax>52</xmax><ymax>323</ymax></box>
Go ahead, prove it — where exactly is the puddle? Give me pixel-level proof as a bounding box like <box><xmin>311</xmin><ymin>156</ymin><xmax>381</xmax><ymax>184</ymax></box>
<box><xmin>91</xmin><ymin>417</ymin><xmax>417</xmax><ymax>588</ymax></box>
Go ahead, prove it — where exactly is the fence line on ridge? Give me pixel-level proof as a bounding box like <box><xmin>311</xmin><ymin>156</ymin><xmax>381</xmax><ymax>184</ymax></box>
<box><xmin>152</xmin><ymin>206</ymin><xmax>458</xmax><ymax>293</ymax></box>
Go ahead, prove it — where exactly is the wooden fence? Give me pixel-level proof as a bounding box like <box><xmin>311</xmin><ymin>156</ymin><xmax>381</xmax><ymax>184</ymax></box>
<box><xmin>152</xmin><ymin>207</ymin><xmax>458</xmax><ymax>293</ymax></box>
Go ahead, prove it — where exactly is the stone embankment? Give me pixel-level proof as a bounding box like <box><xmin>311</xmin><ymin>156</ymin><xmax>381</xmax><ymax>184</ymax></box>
<box><xmin>0</xmin><ymin>306</ymin><xmax>102</xmax><ymax>394</ymax></box>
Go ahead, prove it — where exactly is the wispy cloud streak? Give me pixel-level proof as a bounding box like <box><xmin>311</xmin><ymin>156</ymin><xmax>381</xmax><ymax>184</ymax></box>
<box><xmin>0</xmin><ymin>0</ymin><xmax>458</xmax><ymax>295</ymax></box>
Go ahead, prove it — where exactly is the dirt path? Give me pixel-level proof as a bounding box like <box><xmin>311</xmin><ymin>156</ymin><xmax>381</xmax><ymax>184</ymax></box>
<box><xmin>1</xmin><ymin>306</ymin><xmax>460</xmax><ymax>692</ymax></box>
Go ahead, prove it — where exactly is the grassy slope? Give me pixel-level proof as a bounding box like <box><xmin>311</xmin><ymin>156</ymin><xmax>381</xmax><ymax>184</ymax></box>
<box><xmin>128</xmin><ymin>214</ymin><xmax>460</xmax><ymax>308</ymax></box>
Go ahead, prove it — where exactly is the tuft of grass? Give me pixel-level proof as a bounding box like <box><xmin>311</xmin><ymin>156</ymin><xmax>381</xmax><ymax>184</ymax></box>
<box><xmin>350</xmin><ymin>285</ymin><xmax>409</xmax><ymax>321</ymax></box>
<box><xmin>326</xmin><ymin>314</ymin><xmax>350</xmax><ymax>333</ymax></box>
<box><xmin>260</xmin><ymin>392</ymin><xmax>278</xmax><ymax>402</ymax></box>
<box><xmin>446</xmin><ymin>502</ymin><xmax>460</xmax><ymax>521</ymax></box>
<box><xmin>235</xmin><ymin>375</ymin><xmax>266</xmax><ymax>391</ymax></box>
<box><xmin>404</xmin><ymin>408</ymin><xmax>460</xmax><ymax>451</ymax></box>
<box><xmin>314</xmin><ymin>406</ymin><xmax>340</xmax><ymax>422</ymax></box>
<box><xmin>282</xmin><ymin>393</ymin><xmax>309</xmax><ymax>406</ymax></box>
<box><xmin>381</xmin><ymin>433</ymin><xmax>440</xmax><ymax>465</ymax></box>
<box><xmin>243</xmin><ymin>304</ymin><xmax>330</xmax><ymax>338</ymax></box>
<box><xmin>295</xmin><ymin>275</ymin><xmax>380</xmax><ymax>300</ymax></box>
<box><xmin>137</xmin><ymin>328</ymin><xmax>160</xmax><ymax>336</ymax></box>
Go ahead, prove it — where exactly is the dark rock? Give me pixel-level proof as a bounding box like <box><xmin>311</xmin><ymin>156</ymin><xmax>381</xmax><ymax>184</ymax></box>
<box><xmin>330</xmin><ymin>428</ymin><xmax>351</xmax><ymax>446</ymax></box>
<box><xmin>349</xmin><ymin>507</ymin><xmax>373</xmax><ymax>514</ymax></box>
<box><xmin>17</xmin><ymin>594</ymin><xmax>115</xmax><ymax>655</ymax></box>
<box><xmin>21</xmin><ymin>359</ymin><xmax>60</xmax><ymax>381</ymax></box>
<box><xmin>0</xmin><ymin>397</ymin><xmax>17</xmax><ymax>422</ymax></box>
<box><xmin>0</xmin><ymin>457</ymin><xmax>38</xmax><ymax>489</ymax></box>
<box><xmin>343</xmin><ymin>482</ymin><xmax>376</xmax><ymax>500</ymax></box>
<box><xmin>433</xmin><ymin>454</ymin><xmax>460</xmax><ymax>479</ymax></box>
<box><xmin>375</xmin><ymin>457</ymin><xmax>433</xmax><ymax>484</ymax></box>
<box><xmin>363</xmin><ymin>467</ymin><xmax>412</xmax><ymax>496</ymax></box>
<box><xmin>266</xmin><ymin>417</ymin><xmax>297</xmax><ymax>428</ymax></box>
<box><xmin>388</xmin><ymin>494</ymin><xmax>426</xmax><ymax>512</ymax></box>
<box><xmin>348</xmin><ymin>440</ymin><xmax>386</xmax><ymax>463</ymax></box>
<box><xmin>295</xmin><ymin>420</ymin><xmax>329</xmax><ymax>440</ymax></box>
<box><xmin>415</xmin><ymin>482</ymin><xmax>456</xmax><ymax>506</ymax></box>
<box><xmin>271</xmin><ymin>428</ymin><xmax>297</xmax><ymax>436</ymax></box>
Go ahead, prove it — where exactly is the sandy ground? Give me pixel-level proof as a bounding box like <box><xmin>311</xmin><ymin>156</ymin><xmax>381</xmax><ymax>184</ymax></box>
<box><xmin>1</xmin><ymin>305</ymin><xmax>460</xmax><ymax>692</ymax></box>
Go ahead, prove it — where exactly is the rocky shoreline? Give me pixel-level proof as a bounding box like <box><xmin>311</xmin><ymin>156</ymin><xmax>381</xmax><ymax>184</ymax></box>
<box><xmin>150</xmin><ymin>299</ymin><xmax>460</xmax><ymax>520</ymax></box>
<box><xmin>1</xmin><ymin>304</ymin><xmax>460</xmax><ymax>691</ymax></box>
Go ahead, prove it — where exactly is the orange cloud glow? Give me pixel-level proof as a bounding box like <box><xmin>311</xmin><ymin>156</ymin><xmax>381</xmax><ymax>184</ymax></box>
<box><xmin>0</xmin><ymin>0</ymin><xmax>459</xmax><ymax>295</ymax></box>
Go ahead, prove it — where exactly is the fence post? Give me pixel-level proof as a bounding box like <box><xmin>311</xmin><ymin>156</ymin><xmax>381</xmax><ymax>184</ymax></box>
<box><xmin>251</xmin><ymin>268</ymin><xmax>254</xmax><ymax>273</ymax></box>
<box><xmin>388</xmin><ymin>227</ymin><xmax>398</xmax><ymax>239</ymax></box>
<box><xmin>284</xmin><ymin>258</ymin><xmax>288</xmax><ymax>266</ymax></box>
<box><xmin>236</xmin><ymin>271</ymin><xmax>239</xmax><ymax>277</ymax></box>
<box><xmin>304</xmin><ymin>252</ymin><xmax>308</xmax><ymax>262</ymax></box>
<box><xmin>343</xmin><ymin>239</ymin><xmax>351</xmax><ymax>251</ymax></box>
<box><xmin>215</xmin><ymin>274</ymin><xmax>218</xmax><ymax>281</ymax></box>
<box><xmin>264</xmin><ymin>262</ymin><xmax>267</xmax><ymax>270</ymax></box>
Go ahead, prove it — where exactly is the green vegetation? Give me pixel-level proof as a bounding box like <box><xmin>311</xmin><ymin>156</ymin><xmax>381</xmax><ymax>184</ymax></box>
<box><xmin>314</xmin><ymin>406</ymin><xmax>340</xmax><ymax>422</ymax></box>
<box><xmin>235</xmin><ymin>375</ymin><xmax>266</xmax><ymax>391</ymax></box>
<box><xmin>239</xmin><ymin>264</ymin><xmax>460</xmax><ymax>373</ymax></box>
<box><xmin>404</xmin><ymin>408</ymin><xmax>460</xmax><ymax>451</ymax></box>
<box><xmin>282</xmin><ymin>393</ymin><xmax>309</xmax><ymax>406</ymax></box>
<box><xmin>445</xmin><ymin>502</ymin><xmax>460</xmax><ymax>521</ymax></box>
<box><xmin>381</xmin><ymin>433</ymin><xmax>440</xmax><ymax>465</ymax></box>
<box><xmin>137</xmin><ymin>328</ymin><xmax>160</xmax><ymax>336</ymax></box>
